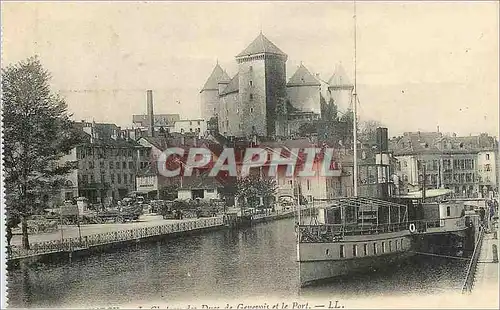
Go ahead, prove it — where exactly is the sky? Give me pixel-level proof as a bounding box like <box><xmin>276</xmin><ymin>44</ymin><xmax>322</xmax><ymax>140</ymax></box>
<box><xmin>1</xmin><ymin>1</ymin><xmax>499</xmax><ymax>138</ymax></box>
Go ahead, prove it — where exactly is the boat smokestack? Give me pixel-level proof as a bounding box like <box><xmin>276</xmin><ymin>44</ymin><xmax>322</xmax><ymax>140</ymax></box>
<box><xmin>147</xmin><ymin>90</ymin><xmax>154</xmax><ymax>137</ymax></box>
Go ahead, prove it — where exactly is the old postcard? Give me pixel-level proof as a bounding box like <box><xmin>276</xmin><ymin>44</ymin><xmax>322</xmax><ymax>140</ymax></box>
<box><xmin>1</xmin><ymin>1</ymin><xmax>499</xmax><ymax>309</ymax></box>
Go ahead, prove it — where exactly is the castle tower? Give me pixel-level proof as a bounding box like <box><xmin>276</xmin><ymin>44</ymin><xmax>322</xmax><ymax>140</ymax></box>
<box><xmin>235</xmin><ymin>33</ymin><xmax>288</xmax><ymax>138</ymax></box>
<box><xmin>286</xmin><ymin>63</ymin><xmax>321</xmax><ymax>114</ymax></box>
<box><xmin>327</xmin><ymin>63</ymin><xmax>354</xmax><ymax>113</ymax></box>
<box><xmin>200</xmin><ymin>63</ymin><xmax>230</xmax><ymax>121</ymax></box>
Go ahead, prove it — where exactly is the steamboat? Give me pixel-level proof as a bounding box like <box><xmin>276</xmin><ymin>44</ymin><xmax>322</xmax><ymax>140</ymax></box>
<box><xmin>294</xmin><ymin>1</ymin><xmax>481</xmax><ymax>287</ymax></box>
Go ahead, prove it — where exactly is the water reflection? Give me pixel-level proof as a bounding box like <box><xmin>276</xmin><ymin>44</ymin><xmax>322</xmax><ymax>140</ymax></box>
<box><xmin>8</xmin><ymin>218</ymin><xmax>466</xmax><ymax>308</ymax></box>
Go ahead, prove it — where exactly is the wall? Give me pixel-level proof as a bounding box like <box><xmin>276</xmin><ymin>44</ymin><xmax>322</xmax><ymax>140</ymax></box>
<box><xmin>177</xmin><ymin>188</ymin><xmax>220</xmax><ymax>200</ymax></box>
<box><xmin>286</xmin><ymin>85</ymin><xmax>321</xmax><ymax>114</ymax></box>
<box><xmin>264</xmin><ymin>55</ymin><xmax>287</xmax><ymax>138</ymax></box>
<box><xmin>218</xmin><ymin>92</ymin><xmax>241</xmax><ymax>137</ymax></box>
<box><xmin>173</xmin><ymin>119</ymin><xmax>207</xmax><ymax>135</ymax></box>
<box><xmin>477</xmin><ymin>151</ymin><xmax>497</xmax><ymax>193</ymax></box>
<box><xmin>238</xmin><ymin>56</ymin><xmax>267</xmax><ymax>137</ymax></box>
<box><xmin>329</xmin><ymin>87</ymin><xmax>352</xmax><ymax>113</ymax></box>
<box><xmin>200</xmin><ymin>89</ymin><xmax>220</xmax><ymax>121</ymax></box>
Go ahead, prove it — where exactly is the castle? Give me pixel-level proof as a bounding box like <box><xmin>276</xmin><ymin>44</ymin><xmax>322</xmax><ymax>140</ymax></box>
<box><xmin>200</xmin><ymin>32</ymin><xmax>354</xmax><ymax>139</ymax></box>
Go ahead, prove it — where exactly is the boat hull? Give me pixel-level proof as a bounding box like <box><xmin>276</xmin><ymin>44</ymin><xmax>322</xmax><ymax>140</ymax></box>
<box><xmin>299</xmin><ymin>250</ymin><xmax>414</xmax><ymax>287</ymax></box>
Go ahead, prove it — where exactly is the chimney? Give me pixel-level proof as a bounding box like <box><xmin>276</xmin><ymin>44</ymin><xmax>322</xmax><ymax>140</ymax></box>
<box><xmin>147</xmin><ymin>90</ymin><xmax>154</xmax><ymax>137</ymax></box>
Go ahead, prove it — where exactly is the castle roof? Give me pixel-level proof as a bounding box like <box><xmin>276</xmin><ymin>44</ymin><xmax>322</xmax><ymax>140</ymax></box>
<box><xmin>236</xmin><ymin>33</ymin><xmax>287</xmax><ymax>58</ymax></box>
<box><xmin>201</xmin><ymin>63</ymin><xmax>231</xmax><ymax>92</ymax></box>
<box><xmin>287</xmin><ymin>64</ymin><xmax>321</xmax><ymax>87</ymax></box>
<box><xmin>220</xmin><ymin>73</ymin><xmax>239</xmax><ymax>96</ymax></box>
<box><xmin>328</xmin><ymin>63</ymin><xmax>353</xmax><ymax>87</ymax></box>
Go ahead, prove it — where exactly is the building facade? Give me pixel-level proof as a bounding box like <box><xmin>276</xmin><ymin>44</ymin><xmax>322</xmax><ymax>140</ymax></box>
<box><xmin>391</xmin><ymin>132</ymin><xmax>499</xmax><ymax>198</ymax></box>
<box><xmin>55</xmin><ymin>121</ymin><xmax>151</xmax><ymax>207</ymax></box>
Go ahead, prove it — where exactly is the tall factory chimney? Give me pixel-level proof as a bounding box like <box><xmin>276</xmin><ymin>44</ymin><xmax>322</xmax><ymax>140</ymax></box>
<box><xmin>147</xmin><ymin>90</ymin><xmax>154</xmax><ymax>137</ymax></box>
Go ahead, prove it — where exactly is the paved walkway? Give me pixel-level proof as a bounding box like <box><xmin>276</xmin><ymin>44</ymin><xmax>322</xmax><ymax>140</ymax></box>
<box><xmin>472</xmin><ymin>228</ymin><xmax>499</xmax><ymax>304</ymax></box>
<box><xmin>11</xmin><ymin>214</ymin><xmax>220</xmax><ymax>246</ymax></box>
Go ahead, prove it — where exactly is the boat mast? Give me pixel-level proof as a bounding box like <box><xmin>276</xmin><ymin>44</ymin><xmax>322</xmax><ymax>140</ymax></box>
<box><xmin>353</xmin><ymin>0</ymin><xmax>359</xmax><ymax>197</ymax></box>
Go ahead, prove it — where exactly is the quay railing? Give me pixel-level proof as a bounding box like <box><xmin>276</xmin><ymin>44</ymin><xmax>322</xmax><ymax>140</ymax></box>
<box><xmin>8</xmin><ymin>217</ymin><xmax>224</xmax><ymax>260</ymax></box>
<box><xmin>297</xmin><ymin>218</ymin><xmax>454</xmax><ymax>243</ymax></box>
<box><xmin>461</xmin><ymin>227</ymin><xmax>485</xmax><ymax>294</ymax></box>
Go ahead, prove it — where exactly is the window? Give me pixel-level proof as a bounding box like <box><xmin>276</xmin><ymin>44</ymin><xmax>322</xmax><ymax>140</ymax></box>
<box><xmin>250</xmin><ymin>107</ymin><xmax>254</xmax><ymax>113</ymax></box>
<box><xmin>486</xmin><ymin>154</ymin><xmax>490</xmax><ymax>160</ymax></box>
<box><xmin>197</xmin><ymin>121</ymin><xmax>201</xmax><ymax>125</ymax></box>
<box><xmin>110</xmin><ymin>162</ymin><xmax>114</xmax><ymax>169</ymax></box>
<box><xmin>122</xmin><ymin>162</ymin><xmax>127</xmax><ymax>169</ymax></box>
<box><xmin>116</xmin><ymin>162</ymin><xmax>120</xmax><ymax>169</ymax></box>
<box><xmin>339</xmin><ymin>245</ymin><xmax>345</xmax><ymax>258</ymax></box>
<box><xmin>446</xmin><ymin>206</ymin><xmax>451</xmax><ymax>217</ymax></box>
<box><xmin>99</xmin><ymin>161</ymin><xmax>104</xmax><ymax>169</ymax></box>
<box><xmin>352</xmin><ymin>245</ymin><xmax>358</xmax><ymax>257</ymax></box>
<box><xmin>189</xmin><ymin>121</ymin><xmax>192</xmax><ymax>125</ymax></box>
<box><xmin>307</xmin><ymin>180</ymin><xmax>311</xmax><ymax>190</ymax></box>
<box><xmin>90</xmin><ymin>175</ymin><xmax>95</xmax><ymax>183</ymax></box>
<box><xmin>111</xmin><ymin>174</ymin><xmax>115</xmax><ymax>183</ymax></box>
<box><xmin>485</xmin><ymin>164</ymin><xmax>491</xmax><ymax>172</ymax></box>
<box><xmin>130</xmin><ymin>174</ymin><xmax>134</xmax><ymax>184</ymax></box>
<box><xmin>89</xmin><ymin>161</ymin><xmax>94</xmax><ymax>169</ymax></box>
<box><xmin>363</xmin><ymin>244</ymin><xmax>368</xmax><ymax>256</ymax></box>
<box><xmin>82</xmin><ymin>175</ymin><xmax>88</xmax><ymax>183</ymax></box>
<box><xmin>100</xmin><ymin>174</ymin><xmax>105</xmax><ymax>184</ymax></box>
<box><xmin>129</xmin><ymin>162</ymin><xmax>134</xmax><ymax>169</ymax></box>
<box><xmin>325</xmin><ymin>249</ymin><xmax>330</xmax><ymax>255</ymax></box>
<box><xmin>373</xmin><ymin>243</ymin><xmax>377</xmax><ymax>255</ymax></box>
<box><xmin>382</xmin><ymin>242</ymin><xmax>386</xmax><ymax>253</ymax></box>
<box><xmin>401</xmin><ymin>239</ymin><xmax>404</xmax><ymax>249</ymax></box>
<box><xmin>117</xmin><ymin>174</ymin><xmax>121</xmax><ymax>184</ymax></box>
<box><xmin>249</xmin><ymin>80</ymin><xmax>253</xmax><ymax>87</ymax></box>
<box><xmin>395</xmin><ymin>240</ymin><xmax>398</xmax><ymax>251</ymax></box>
<box><xmin>249</xmin><ymin>65</ymin><xmax>253</xmax><ymax>71</ymax></box>
<box><xmin>249</xmin><ymin>94</ymin><xmax>253</xmax><ymax>100</ymax></box>
<box><xmin>123</xmin><ymin>174</ymin><xmax>127</xmax><ymax>184</ymax></box>
<box><xmin>389</xmin><ymin>241</ymin><xmax>392</xmax><ymax>252</ymax></box>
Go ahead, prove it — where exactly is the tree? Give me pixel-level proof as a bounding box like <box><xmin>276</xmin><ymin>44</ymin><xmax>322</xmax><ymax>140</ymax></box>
<box><xmin>359</xmin><ymin>119</ymin><xmax>385</xmax><ymax>145</ymax></box>
<box><xmin>235</xmin><ymin>176</ymin><xmax>277</xmax><ymax>209</ymax></box>
<box><xmin>2</xmin><ymin>56</ymin><xmax>81</xmax><ymax>249</ymax></box>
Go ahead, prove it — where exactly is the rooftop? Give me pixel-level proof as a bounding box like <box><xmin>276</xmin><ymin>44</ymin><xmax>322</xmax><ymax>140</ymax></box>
<box><xmin>201</xmin><ymin>63</ymin><xmax>231</xmax><ymax>92</ymax></box>
<box><xmin>236</xmin><ymin>33</ymin><xmax>287</xmax><ymax>58</ymax></box>
<box><xmin>287</xmin><ymin>64</ymin><xmax>321</xmax><ymax>87</ymax></box>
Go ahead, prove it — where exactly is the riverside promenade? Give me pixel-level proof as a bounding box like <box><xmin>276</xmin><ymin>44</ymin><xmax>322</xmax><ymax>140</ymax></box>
<box><xmin>472</xmin><ymin>228</ymin><xmax>499</xmax><ymax>303</ymax></box>
<box><xmin>8</xmin><ymin>215</ymin><xmax>226</xmax><ymax>264</ymax></box>
<box><xmin>8</xmin><ymin>207</ymin><xmax>303</xmax><ymax>264</ymax></box>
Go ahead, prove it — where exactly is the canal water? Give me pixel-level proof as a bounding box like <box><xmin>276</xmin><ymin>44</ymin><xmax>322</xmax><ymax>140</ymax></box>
<box><xmin>7</xmin><ymin>218</ymin><xmax>468</xmax><ymax>308</ymax></box>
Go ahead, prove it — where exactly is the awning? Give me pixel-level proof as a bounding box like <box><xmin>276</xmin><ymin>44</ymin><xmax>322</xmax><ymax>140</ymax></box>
<box><xmin>394</xmin><ymin>188</ymin><xmax>453</xmax><ymax>199</ymax></box>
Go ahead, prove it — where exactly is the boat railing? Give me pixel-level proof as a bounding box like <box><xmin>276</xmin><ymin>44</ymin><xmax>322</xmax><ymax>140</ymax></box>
<box><xmin>298</xmin><ymin>218</ymin><xmax>461</xmax><ymax>243</ymax></box>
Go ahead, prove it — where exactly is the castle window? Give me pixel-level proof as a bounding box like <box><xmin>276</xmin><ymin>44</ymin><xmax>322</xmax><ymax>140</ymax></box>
<box><xmin>249</xmin><ymin>80</ymin><xmax>253</xmax><ymax>87</ymax></box>
<box><xmin>250</xmin><ymin>107</ymin><xmax>254</xmax><ymax>113</ymax></box>
<box><xmin>250</xmin><ymin>94</ymin><xmax>253</xmax><ymax>100</ymax></box>
<box><xmin>352</xmin><ymin>245</ymin><xmax>358</xmax><ymax>257</ymax></box>
<box><xmin>486</xmin><ymin>154</ymin><xmax>490</xmax><ymax>160</ymax></box>
<box><xmin>339</xmin><ymin>245</ymin><xmax>345</xmax><ymax>258</ymax></box>
<box><xmin>363</xmin><ymin>243</ymin><xmax>368</xmax><ymax>256</ymax></box>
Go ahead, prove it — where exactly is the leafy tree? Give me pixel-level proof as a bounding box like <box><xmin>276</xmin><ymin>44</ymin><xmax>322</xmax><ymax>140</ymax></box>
<box><xmin>235</xmin><ymin>176</ymin><xmax>277</xmax><ymax>209</ymax></box>
<box><xmin>159</xmin><ymin>184</ymin><xmax>178</xmax><ymax>201</ymax></box>
<box><xmin>207</xmin><ymin>116</ymin><xmax>219</xmax><ymax>133</ymax></box>
<box><xmin>2</xmin><ymin>56</ymin><xmax>81</xmax><ymax>249</ymax></box>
